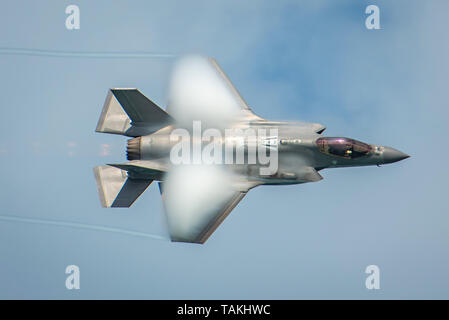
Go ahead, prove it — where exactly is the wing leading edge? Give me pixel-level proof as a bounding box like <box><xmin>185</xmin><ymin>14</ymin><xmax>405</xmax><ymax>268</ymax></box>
<box><xmin>167</xmin><ymin>56</ymin><xmax>262</xmax><ymax>129</ymax></box>
<box><xmin>158</xmin><ymin>165</ymin><xmax>260</xmax><ymax>244</ymax></box>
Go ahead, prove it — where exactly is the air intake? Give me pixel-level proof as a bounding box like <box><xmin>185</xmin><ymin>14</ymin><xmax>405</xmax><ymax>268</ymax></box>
<box><xmin>127</xmin><ymin>137</ymin><xmax>141</xmax><ymax>160</ymax></box>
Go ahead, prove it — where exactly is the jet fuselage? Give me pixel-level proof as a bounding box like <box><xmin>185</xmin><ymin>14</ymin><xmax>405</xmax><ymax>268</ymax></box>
<box><xmin>126</xmin><ymin>120</ymin><xmax>409</xmax><ymax>186</ymax></box>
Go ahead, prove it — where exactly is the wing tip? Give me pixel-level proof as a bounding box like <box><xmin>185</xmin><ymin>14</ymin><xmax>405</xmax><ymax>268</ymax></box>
<box><xmin>170</xmin><ymin>237</ymin><xmax>205</xmax><ymax>245</ymax></box>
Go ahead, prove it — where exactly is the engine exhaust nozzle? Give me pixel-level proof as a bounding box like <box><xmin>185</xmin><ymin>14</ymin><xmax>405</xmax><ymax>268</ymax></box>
<box><xmin>127</xmin><ymin>137</ymin><xmax>141</xmax><ymax>160</ymax></box>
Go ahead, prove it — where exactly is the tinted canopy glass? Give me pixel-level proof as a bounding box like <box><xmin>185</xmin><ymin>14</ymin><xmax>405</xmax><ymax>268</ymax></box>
<box><xmin>316</xmin><ymin>137</ymin><xmax>372</xmax><ymax>159</ymax></box>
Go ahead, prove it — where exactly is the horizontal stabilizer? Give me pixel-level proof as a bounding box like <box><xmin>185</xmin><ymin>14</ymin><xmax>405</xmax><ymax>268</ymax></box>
<box><xmin>96</xmin><ymin>89</ymin><xmax>173</xmax><ymax>136</ymax></box>
<box><xmin>108</xmin><ymin>159</ymin><xmax>168</xmax><ymax>181</ymax></box>
<box><xmin>93</xmin><ymin>165</ymin><xmax>151</xmax><ymax>208</ymax></box>
<box><xmin>110</xmin><ymin>89</ymin><xmax>172</xmax><ymax>124</ymax></box>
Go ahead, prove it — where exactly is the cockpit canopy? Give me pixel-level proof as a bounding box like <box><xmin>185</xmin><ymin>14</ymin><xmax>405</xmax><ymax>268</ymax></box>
<box><xmin>316</xmin><ymin>137</ymin><xmax>372</xmax><ymax>159</ymax></box>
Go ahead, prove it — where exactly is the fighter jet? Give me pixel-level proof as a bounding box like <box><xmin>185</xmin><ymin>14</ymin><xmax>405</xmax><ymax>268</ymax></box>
<box><xmin>94</xmin><ymin>56</ymin><xmax>409</xmax><ymax>244</ymax></box>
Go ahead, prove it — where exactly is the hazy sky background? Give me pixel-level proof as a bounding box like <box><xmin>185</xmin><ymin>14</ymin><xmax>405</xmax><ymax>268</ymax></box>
<box><xmin>0</xmin><ymin>0</ymin><xmax>448</xmax><ymax>299</ymax></box>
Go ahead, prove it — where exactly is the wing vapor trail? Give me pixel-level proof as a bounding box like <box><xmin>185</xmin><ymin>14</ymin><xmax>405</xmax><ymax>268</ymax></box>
<box><xmin>0</xmin><ymin>48</ymin><xmax>173</xmax><ymax>240</ymax></box>
<box><xmin>0</xmin><ymin>48</ymin><xmax>176</xmax><ymax>59</ymax></box>
<box><xmin>0</xmin><ymin>215</ymin><xmax>168</xmax><ymax>241</ymax></box>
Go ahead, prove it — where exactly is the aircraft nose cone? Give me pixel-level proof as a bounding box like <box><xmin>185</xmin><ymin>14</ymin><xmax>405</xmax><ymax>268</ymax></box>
<box><xmin>382</xmin><ymin>147</ymin><xmax>410</xmax><ymax>164</ymax></box>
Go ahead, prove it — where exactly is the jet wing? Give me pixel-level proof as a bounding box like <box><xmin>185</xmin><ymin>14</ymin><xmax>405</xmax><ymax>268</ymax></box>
<box><xmin>167</xmin><ymin>56</ymin><xmax>262</xmax><ymax>129</ymax></box>
<box><xmin>207</xmin><ymin>58</ymin><xmax>252</xmax><ymax>111</ymax></box>
<box><xmin>159</xmin><ymin>165</ymin><xmax>260</xmax><ymax>244</ymax></box>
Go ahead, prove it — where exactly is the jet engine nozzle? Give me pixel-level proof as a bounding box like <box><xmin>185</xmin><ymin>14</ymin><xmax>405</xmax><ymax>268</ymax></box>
<box><xmin>127</xmin><ymin>137</ymin><xmax>141</xmax><ymax>160</ymax></box>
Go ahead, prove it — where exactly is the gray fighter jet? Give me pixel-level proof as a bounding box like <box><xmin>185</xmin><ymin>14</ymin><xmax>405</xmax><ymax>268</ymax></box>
<box><xmin>94</xmin><ymin>56</ymin><xmax>409</xmax><ymax>244</ymax></box>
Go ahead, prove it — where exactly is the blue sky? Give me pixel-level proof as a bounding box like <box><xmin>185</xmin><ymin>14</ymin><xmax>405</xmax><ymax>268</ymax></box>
<box><xmin>0</xmin><ymin>0</ymin><xmax>448</xmax><ymax>299</ymax></box>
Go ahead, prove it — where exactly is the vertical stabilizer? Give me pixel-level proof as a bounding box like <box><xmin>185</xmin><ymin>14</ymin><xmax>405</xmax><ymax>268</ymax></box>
<box><xmin>95</xmin><ymin>88</ymin><xmax>173</xmax><ymax>136</ymax></box>
<box><xmin>93</xmin><ymin>165</ymin><xmax>152</xmax><ymax>208</ymax></box>
<box><xmin>96</xmin><ymin>90</ymin><xmax>132</xmax><ymax>135</ymax></box>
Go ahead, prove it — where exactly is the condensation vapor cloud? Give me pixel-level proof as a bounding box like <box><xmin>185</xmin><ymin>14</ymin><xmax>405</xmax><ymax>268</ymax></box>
<box><xmin>167</xmin><ymin>55</ymin><xmax>242</xmax><ymax>129</ymax></box>
<box><xmin>163</xmin><ymin>164</ymin><xmax>238</xmax><ymax>240</ymax></box>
